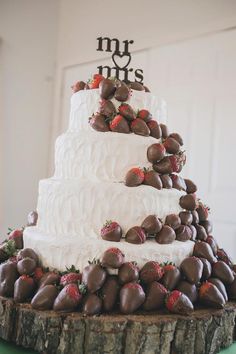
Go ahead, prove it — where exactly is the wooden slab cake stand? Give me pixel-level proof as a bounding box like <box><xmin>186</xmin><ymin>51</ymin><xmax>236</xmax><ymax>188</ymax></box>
<box><xmin>0</xmin><ymin>296</ymin><xmax>235</xmax><ymax>354</ymax></box>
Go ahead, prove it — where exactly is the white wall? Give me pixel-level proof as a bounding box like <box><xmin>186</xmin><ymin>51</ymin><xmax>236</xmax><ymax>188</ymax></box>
<box><xmin>0</xmin><ymin>0</ymin><xmax>58</xmax><ymax>236</ymax></box>
<box><xmin>52</xmin><ymin>0</ymin><xmax>236</xmax><ymax>259</ymax></box>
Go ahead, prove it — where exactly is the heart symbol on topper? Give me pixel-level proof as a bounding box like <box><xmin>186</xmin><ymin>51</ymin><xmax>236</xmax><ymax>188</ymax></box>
<box><xmin>112</xmin><ymin>52</ymin><xmax>131</xmax><ymax>70</ymax></box>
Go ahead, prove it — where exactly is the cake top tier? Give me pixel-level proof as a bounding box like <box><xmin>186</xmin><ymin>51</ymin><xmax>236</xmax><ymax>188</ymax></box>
<box><xmin>69</xmin><ymin>76</ymin><xmax>167</xmax><ymax>133</ymax></box>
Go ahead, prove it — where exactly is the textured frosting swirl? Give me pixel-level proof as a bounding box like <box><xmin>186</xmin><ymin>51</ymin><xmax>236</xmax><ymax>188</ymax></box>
<box><xmin>69</xmin><ymin>89</ymin><xmax>166</xmax><ymax>132</ymax></box>
<box><xmin>54</xmin><ymin>131</ymin><xmax>159</xmax><ymax>181</ymax></box>
<box><xmin>36</xmin><ymin>178</ymin><xmax>185</xmax><ymax>238</ymax></box>
<box><xmin>24</xmin><ymin>226</ymin><xmax>194</xmax><ymax>271</ymax></box>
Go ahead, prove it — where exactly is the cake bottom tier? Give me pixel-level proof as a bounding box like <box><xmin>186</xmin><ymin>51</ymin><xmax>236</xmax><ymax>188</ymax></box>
<box><xmin>24</xmin><ymin>226</ymin><xmax>194</xmax><ymax>271</ymax></box>
<box><xmin>0</xmin><ymin>296</ymin><xmax>235</xmax><ymax>354</ymax></box>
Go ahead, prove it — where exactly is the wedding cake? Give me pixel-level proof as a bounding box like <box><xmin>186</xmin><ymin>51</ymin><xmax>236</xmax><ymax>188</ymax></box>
<box><xmin>1</xmin><ymin>73</ymin><xmax>235</xmax><ymax>354</ymax></box>
<box><xmin>23</xmin><ymin>76</ymin><xmax>194</xmax><ymax>271</ymax></box>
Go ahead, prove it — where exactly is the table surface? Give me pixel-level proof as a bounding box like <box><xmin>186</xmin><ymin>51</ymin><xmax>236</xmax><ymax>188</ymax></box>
<box><xmin>0</xmin><ymin>339</ymin><xmax>235</xmax><ymax>354</ymax></box>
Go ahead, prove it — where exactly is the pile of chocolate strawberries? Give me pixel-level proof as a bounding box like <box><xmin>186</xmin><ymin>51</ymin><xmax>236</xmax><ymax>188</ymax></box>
<box><xmin>100</xmin><ymin>199</ymin><xmax>219</xmax><ymax>246</ymax></box>
<box><xmin>79</xmin><ymin>75</ymin><xmax>166</xmax><ymax>137</ymax></box>
<box><xmin>0</xmin><ymin>228</ymin><xmax>236</xmax><ymax>316</ymax></box>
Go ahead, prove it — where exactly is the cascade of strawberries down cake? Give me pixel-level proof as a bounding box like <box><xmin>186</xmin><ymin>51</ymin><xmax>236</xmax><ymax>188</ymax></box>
<box><xmin>0</xmin><ymin>73</ymin><xmax>235</xmax><ymax>316</ymax></box>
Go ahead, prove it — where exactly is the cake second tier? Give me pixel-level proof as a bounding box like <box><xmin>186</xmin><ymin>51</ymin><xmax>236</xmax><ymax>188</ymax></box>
<box><xmin>37</xmin><ymin>178</ymin><xmax>185</xmax><ymax>238</ymax></box>
<box><xmin>54</xmin><ymin>131</ymin><xmax>158</xmax><ymax>181</ymax></box>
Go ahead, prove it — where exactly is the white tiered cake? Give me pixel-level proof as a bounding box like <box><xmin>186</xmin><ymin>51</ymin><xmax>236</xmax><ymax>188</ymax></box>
<box><xmin>23</xmin><ymin>86</ymin><xmax>194</xmax><ymax>270</ymax></box>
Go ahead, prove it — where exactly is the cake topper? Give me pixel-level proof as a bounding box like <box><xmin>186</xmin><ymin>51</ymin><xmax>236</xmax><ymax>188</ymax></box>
<box><xmin>96</xmin><ymin>36</ymin><xmax>144</xmax><ymax>84</ymax></box>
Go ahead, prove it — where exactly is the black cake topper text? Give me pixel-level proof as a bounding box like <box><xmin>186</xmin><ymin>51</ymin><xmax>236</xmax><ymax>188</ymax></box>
<box><xmin>96</xmin><ymin>36</ymin><xmax>144</xmax><ymax>84</ymax></box>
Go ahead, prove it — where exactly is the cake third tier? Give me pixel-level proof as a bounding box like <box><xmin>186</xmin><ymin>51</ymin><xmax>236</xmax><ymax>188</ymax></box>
<box><xmin>37</xmin><ymin>178</ymin><xmax>185</xmax><ymax>238</ymax></box>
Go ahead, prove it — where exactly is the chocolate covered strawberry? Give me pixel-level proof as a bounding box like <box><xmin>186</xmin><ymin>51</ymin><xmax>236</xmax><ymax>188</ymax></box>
<box><xmin>165</xmin><ymin>214</ymin><xmax>181</xmax><ymax>230</ymax></box>
<box><xmin>17</xmin><ymin>257</ymin><xmax>37</xmax><ymax>275</ymax></box>
<box><xmin>206</xmin><ymin>235</ymin><xmax>218</xmax><ymax>255</ymax></box>
<box><xmin>14</xmin><ymin>275</ymin><xmax>35</xmax><ymax>303</ymax></box>
<box><xmin>200</xmin><ymin>220</ymin><xmax>213</xmax><ymax>234</ymax></box>
<box><xmin>143</xmin><ymin>281</ymin><xmax>168</xmax><ymax>311</ymax></box>
<box><xmin>8</xmin><ymin>229</ymin><xmax>23</xmax><ymax>249</ymax></box>
<box><xmin>89</xmin><ymin>73</ymin><xmax>104</xmax><ymax>89</ymax></box>
<box><xmin>125</xmin><ymin>226</ymin><xmax>146</xmax><ymax>244</ymax></box>
<box><xmin>120</xmin><ymin>282</ymin><xmax>145</xmax><ymax>314</ymax></box>
<box><xmin>137</xmin><ymin>109</ymin><xmax>152</xmax><ymax>123</ymax></box>
<box><xmin>71</xmin><ymin>80</ymin><xmax>86</xmax><ymax>93</ymax></box>
<box><xmin>166</xmin><ymin>290</ymin><xmax>194</xmax><ymax>315</ymax></box>
<box><xmin>60</xmin><ymin>265</ymin><xmax>81</xmax><ymax>287</ymax></box>
<box><xmin>39</xmin><ymin>271</ymin><xmax>60</xmax><ymax>289</ymax></box>
<box><xmin>156</xmin><ymin>225</ymin><xmax>176</xmax><ymax>244</ymax></box>
<box><xmin>179</xmin><ymin>211</ymin><xmax>193</xmax><ymax>225</ymax></box>
<box><xmin>147</xmin><ymin>120</ymin><xmax>162</xmax><ymax>139</ymax></box>
<box><xmin>114</xmin><ymin>82</ymin><xmax>130</xmax><ymax>102</ymax></box>
<box><xmin>175</xmin><ymin>225</ymin><xmax>192</xmax><ymax>241</ymax></box>
<box><xmin>212</xmin><ymin>261</ymin><xmax>234</xmax><ymax>285</ymax></box>
<box><xmin>98</xmin><ymin>99</ymin><xmax>116</xmax><ymax>118</ymax></box>
<box><xmin>118</xmin><ymin>103</ymin><xmax>136</xmax><ymax>121</ymax></box>
<box><xmin>171</xmin><ymin>174</ymin><xmax>186</xmax><ymax>191</ymax></box>
<box><xmin>161</xmin><ymin>263</ymin><xmax>181</xmax><ymax>290</ymax></box>
<box><xmin>82</xmin><ymin>293</ymin><xmax>102</xmax><ymax>315</ymax></box>
<box><xmin>177</xmin><ymin>281</ymin><xmax>198</xmax><ymax>304</ymax></box>
<box><xmin>147</xmin><ymin>143</ymin><xmax>166</xmax><ymax>164</ymax></box>
<box><xmin>129</xmin><ymin>81</ymin><xmax>145</xmax><ymax>91</ymax></box>
<box><xmin>179</xmin><ymin>194</ymin><xmax>197</xmax><ymax>211</ymax></box>
<box><xmin>82</xmin><ymin>260</ymin><xmax>107</xmax><ymax>293</ymax></box>
<box><xmin>189</xmin><ymin>225</ymin><xmax>197</xmax><ymax>240</ymax></box>
<box><xmin>217</xmin><ymin>248</ymin><xmax>233</xmax><ymax>267</ymax></box>
<box><xmin>143</xmin><ymin>170</ymin><xmax>162</xmax><ymax>190</ymax></box>
<box><xmin>110</xmin><ymin>115</ymin><xmax>130</xmax><ymax>134</ymax></box>
<box><xmin>131</xmin><ymin>118</ymin><xmax>150</xmax><ymax>136</ymax></box>
<box><xmin>208</xmin><ymin>278</ymin><xmax>228</xmax><ymax>301</ymax></box>
<box><xmin>89</xmin><ymin>113</ymin><xmax>110</xmax><ymax>132</ymax></box>
<box><xmin>160</xmin><ymin>123</ymin><xmax>169</xmax><ymax>138</ymax></box>
<box><xmin>169</xmin><ymin>133</ymin><xmax>183</xmax><ymax>146</ymax></box>
<box><xmin>141</xmin><ymin>215</ymin><xmax>162</xmax><ymax>235</ymax></box>
<box><xmin>140</xmin><ymin>261</ymin><xmax>164</xmax><ymax>284</ymax></box>
<box><xmin>101</xmin><ymin>275</ymin><xmax>120</xmax><ymax>312</ymax></box>
<box><xmin>101</xmin><ymin>247</ymin><xmax>125</xmax><ymax>269</ymax></box>
<box><xmin>118</xmin><ymin>262</ymin><xmax>139</xmax><ymax>284</ymax></box>
<box><xmin>31</xmin><ymin>285</ymin><xmax>59</xmax><ymax>310</ymax></box>
<box><xmin>160</xmin><ymin>174</ymin><xmax>173</xmax><ymax>189</ymax></box>
<box><xmin>99</xmin><ymin>77</ymin><xmax>115</xmax><ymax>98</ymax></box>
<box><xmin>53</xmin><ymin>283</ymin><xmax>82</xmax><ymax>312</ymax></box>
<box><xmin>180</xmin><ymin>257</ymin><xmax>203</xmax><ymax>284</ymax></box>
<box><xmin>192</xmin><ymin>210</ymin><xmax>200</xmax><ymax>225</ymax></box>
<box><xmin>193</xmin><ymin>241</ymin><xmax>217</xmax><ymax>263</ymax></box>
<box><xmin>125</xmin><ymin>167</ymin><xmax>144</xmax><ymax>187</ymax></box>
<box><xmin>33</xmin><ymin>267</ymin><xmax>44</xmax><ymax>283</ymax></box>
<box><xmin>17</xmin><ymin>248</ymin><xmax>39</xmax><ymax>264</ymax></box>
<box><xmin>196</xmin><ymin>202</ymin><xmax>210</xmax><ymax>221</ymax></box>
<box><xmin>163</xmin><ymin>137</ymin><xmax>180</xmax><ymax>154</ymax></box>
<box><xmin>184</xmin><ymin>179</ymin><xmax>197</xmax><ymax>194</ymax></box>
<box><xmin>153</xmin><ymin>153</ymin><xmax>186</xmax><ymax>174</ymax></box>
<box><xmin>100</xmin><ymin>220</ymin><xmax>122</xmax><ymax>242</ymax></box>
<box><xmin>199</xmin><ymin>282</ymin><xmax>225</xmax><ymax>308</ymax></box>
<box><xmin>0</xmin><ymin>261</ymin><xmax>18</xmax><ymax>297</ymax></box>
<box><xmin>200</xmin><ymin>257</ymin><xmax>212</xmax><ymax>281</ymax></box>
<box><xmin>27</xmin><ymin>210</ymin><xmax>38</xmax><ymax>226</ymax></box>
<box><xmin>195</xmin><ymin>224</ymin><xmax>208</xmax><ymax>241</ymax></box>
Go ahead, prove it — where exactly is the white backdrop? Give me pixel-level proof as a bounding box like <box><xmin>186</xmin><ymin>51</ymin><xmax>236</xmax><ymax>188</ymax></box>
<box><xmin>58</xmin><ymin>29</ymin><xmax>236</xmax><ymax>259</ymax></box>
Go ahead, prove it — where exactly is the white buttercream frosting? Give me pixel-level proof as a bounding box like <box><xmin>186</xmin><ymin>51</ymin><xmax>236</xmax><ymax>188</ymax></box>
<box><xmin>23</xmin><ymin>87</ymin><xmax>192</xmax><ymax>271</ymax></box>
<box><xmin>37</xmin><ymin>178</ymin><xmax>185</xmax><ymax>237</ymax></box>
<box><xmin>68</xmin><ymin>89</ymin><xmax>165</xmax><ymax>132</ymax></box>
<box><xmin>24</xmin><ymin>226</ymin><xmax>194</xmax><ymax>271</ymax></box>
<box><xmin>54</xmin><ymin>131</ymin><xmax>158</xmax><ymax>181</ymax></box>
